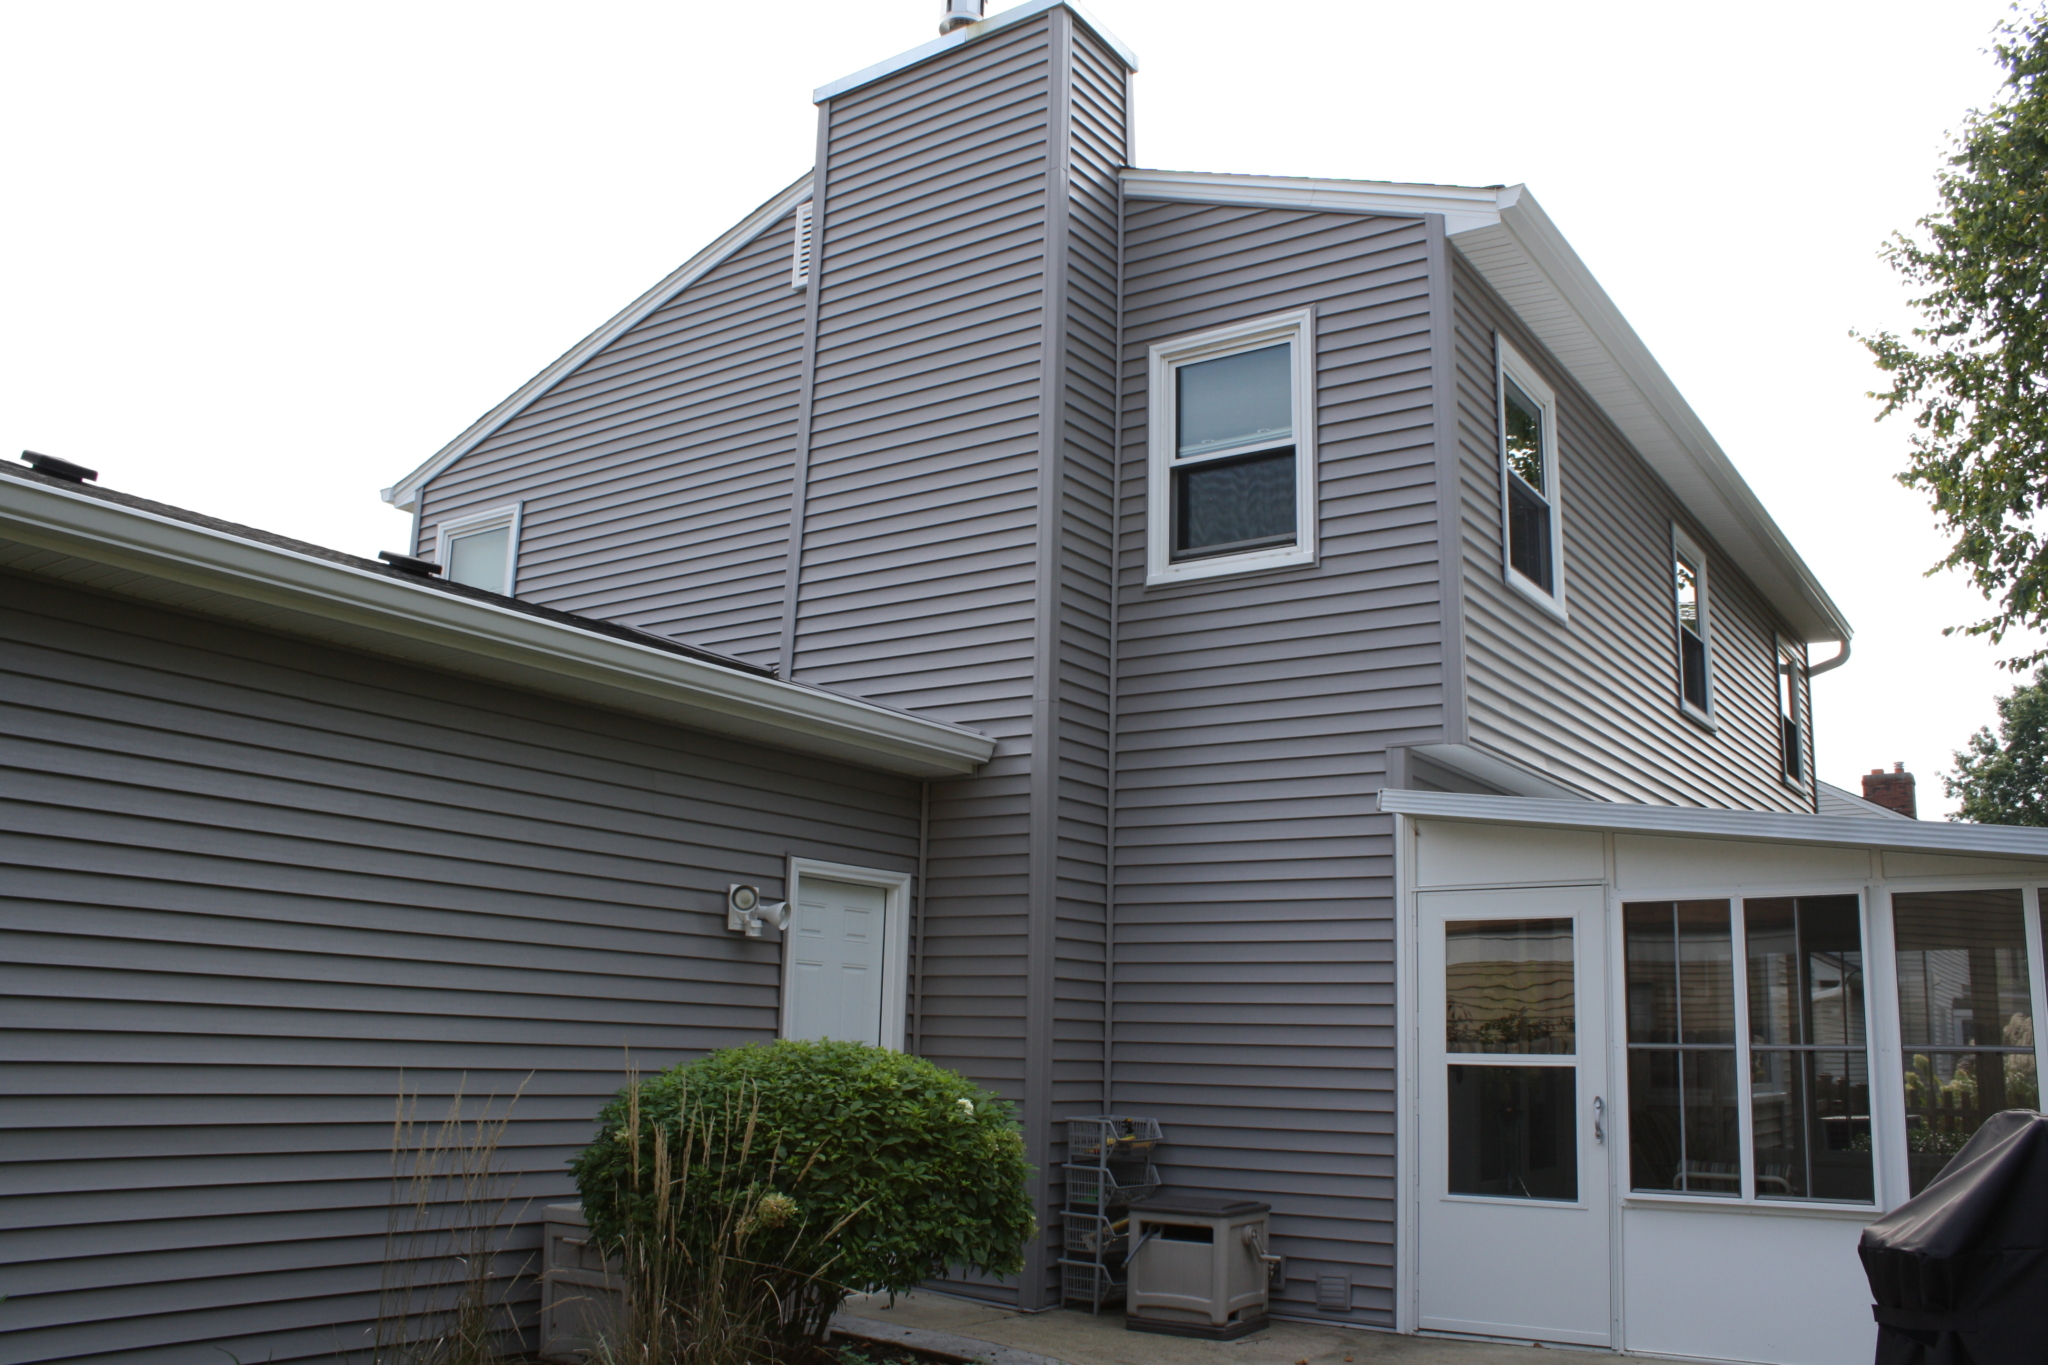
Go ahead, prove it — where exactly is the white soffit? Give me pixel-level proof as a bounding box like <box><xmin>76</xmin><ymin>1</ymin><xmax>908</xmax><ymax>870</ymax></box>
<box><xmin>380</xmin><ymin>174</ymin><xmax>815</xmax><ymax>514</ymax></box>
<box><xmin>1119</xmin><ymin>170</ymin><xmax>1851</xmax><ymax>647</ymax></box>
<box><xmin>1379</xmin><ymin>789</ymin><xmax>2048</xmax><ymax>861</ymax></box>
<box><xmin>813</xmin><ymin>0</ymin><xmax>1137</xmax><ymax>104</ymax></box>
<box><xmin>1</xmin><ymin>474</ymin><xmax>995</xmax><ymax>778</ymax></box>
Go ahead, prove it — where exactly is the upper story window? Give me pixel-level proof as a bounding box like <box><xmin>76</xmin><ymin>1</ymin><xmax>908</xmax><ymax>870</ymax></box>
<box><xmin>1673</xmin><ymin>526</ymin><xmax>1711</xmax><ymax>718</ymax></box>
<box><xmin>1146</xmin><ymin>310</ymin><xmax>1316</xmax><ymax>586</ymax></box>
<box><xmin>437</xmin><ymin>503</ymin><xmax>523</xmax><ymax>595</ymax></box>
<box><xmin>1776</xmin><ymin>639</ymin><xmax>1806</xmax><ymax>783</ymax></box>
<box><xmin>1496</xmin><ymin>339</ymin><xmax>1565</xmax><ymax>617</ymax></box>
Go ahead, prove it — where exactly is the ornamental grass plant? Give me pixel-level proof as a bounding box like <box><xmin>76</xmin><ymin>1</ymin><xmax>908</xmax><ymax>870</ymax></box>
<box><xmin>573</xmin><ymin>1040</ymin><xmax>1035</xmax><ymax>1365</ymax></box>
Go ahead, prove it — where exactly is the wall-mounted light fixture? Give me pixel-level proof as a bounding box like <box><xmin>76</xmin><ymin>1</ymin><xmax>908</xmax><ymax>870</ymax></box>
<box><xmin>727</xmin><ymin>884</ymin><xmax>790</xmax><ymax>938</ymax></box>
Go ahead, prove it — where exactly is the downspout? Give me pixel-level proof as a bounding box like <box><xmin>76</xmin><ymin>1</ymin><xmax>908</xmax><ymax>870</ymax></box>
<box><xmin>911</xmin><ymin>779</ymin><xmax>930</xmax><ymax>1055</ymax></box>
<box><xmin>1807</xmin><ymin>637</ymin><xmax>1851</xmax><ymax>676</ymax></box>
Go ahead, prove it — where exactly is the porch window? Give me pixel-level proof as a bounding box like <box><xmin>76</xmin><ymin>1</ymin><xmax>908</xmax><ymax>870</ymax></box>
<box><xmin>1621</xmin><ymin>894</ymin><xmax>1874</xmax><ymax>1205</ymax></box>
<box><xmin>1145</xmin><ymin>310</ymin><xmax>1317</xmax><ymax>586</ymax></box>
<box><xmin>1892</xmin><ymin>889</ymin><xmax>2039</xmax><ymax>1194</ymax></box>
<box><xmin>1445</xmin><ymin>918</ymin><xmax>1579</xmax><ymax>1200</ymax></box>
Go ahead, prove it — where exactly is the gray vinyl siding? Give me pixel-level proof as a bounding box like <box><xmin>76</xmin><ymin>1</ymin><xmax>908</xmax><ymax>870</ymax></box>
<box><xmin>1109</xmin><ymin>200</ymin><xmax>1447</xmax><ymax>1326</ymax></box>
<box><xmin>415</xmin><ymin>217</ymin><xmax>806</xmax><ymax>669</ymax></box>
<box><xmin>790</xmin><ymin>12</ymin><xmax>1130</xmax><ymax>1307</ymax></box>
<box><xmin>0</xmin><ymin>573</ymin><xmax>919</xmax><ymax>1365</ymax></box>
<box><xmin>1449</xmin><ymin>253</ymin><xmax>1811</xmax><ymax>811</ymax></box>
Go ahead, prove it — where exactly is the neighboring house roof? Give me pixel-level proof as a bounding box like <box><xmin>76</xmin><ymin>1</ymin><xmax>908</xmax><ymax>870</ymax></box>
<box><xmin>1378</xmin><ymin>789</ymin><xmax>2048</xmax><ymax>859</ymax></box>
<box><xmin>379</xmin><ymin>174</ymin><xmax>815</xmax><ymax>513</ymax></box>
<box><xmin>0</xmin><ymin>464</ymin><xmax>995</xmax><ymax>777</ymax></box>
<box><xmin>1123</xmin><ymin>169</ymin><xmax>1852</xmax><ymax>650</ymax></box>
<box><xmin>1816</xmin><ymin>779</ymin><xmax>1912</xmax><ymax>820</ymax></box>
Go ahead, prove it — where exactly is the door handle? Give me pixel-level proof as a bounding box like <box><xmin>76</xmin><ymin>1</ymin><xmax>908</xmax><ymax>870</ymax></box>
<box><xmin>1593</xmin><ymin>1095</ymin><xmax>1606</xmax><ymax>1144</ymax></box>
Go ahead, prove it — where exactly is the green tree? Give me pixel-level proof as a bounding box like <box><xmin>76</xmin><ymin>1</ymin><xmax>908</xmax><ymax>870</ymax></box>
<box><xmin>1863</xmin><ymin>5</ymin><xmax>2048</xmax><ymax>667</ymax></box>
<box><xmin>1947</xmin><ymin>667</ymin><xmax>2048</xmax><ymax>822</ymax></box>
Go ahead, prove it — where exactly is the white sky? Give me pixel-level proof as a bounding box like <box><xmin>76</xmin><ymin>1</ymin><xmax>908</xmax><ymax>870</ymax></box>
<box><xmin>1</xmin><ymin>0</ymin><xmax>2035</xmax><ymax>815</ymax></box>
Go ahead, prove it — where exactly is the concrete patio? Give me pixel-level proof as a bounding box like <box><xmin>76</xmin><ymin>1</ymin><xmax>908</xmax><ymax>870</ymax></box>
<box><xmin>834</xmin><ymin>1291</ymin><xmax>1628</xmax><ymax>1365</ymax></box>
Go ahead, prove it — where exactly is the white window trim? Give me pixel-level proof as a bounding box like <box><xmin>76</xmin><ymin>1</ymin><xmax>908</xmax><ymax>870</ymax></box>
<box><xmin>435</xmin><ymin>502</ymin><xmax>523</xmax><ymax>597</ymax></box>
<box><xmin>1672</xmin><ymin>523</ymin><xmax>1714</xmax><ymax>727</ymax></box>
<box><xmin>1145</xmin><ymin>309</ymin><xmax>1317</xmax><ymax>587</ymax></box>
<box><xmin>779</xmin><ymin>857</ymin><xmax>914</xmax><ymax>1052</ymax></box>
<box><xmin>1495</xmin><ymin>337</ymin><xmax>1567</xmax><ymax>622</ymax></box>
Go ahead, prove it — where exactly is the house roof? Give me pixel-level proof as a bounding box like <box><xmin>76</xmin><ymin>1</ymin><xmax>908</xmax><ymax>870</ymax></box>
<box><xmin>1122</xmin><ymin>170</ymin><xmax>1853</xmax><ymax>650</ymax></box>
<box><xmin>0</xmin><ymin>463</ymin><xmax>996</xmax><ymax>778</ymax></box>
<box><xmin>1377</xmin><ymin>789</ymin><xmax>2048</xmax><ymax>861</ymax></box>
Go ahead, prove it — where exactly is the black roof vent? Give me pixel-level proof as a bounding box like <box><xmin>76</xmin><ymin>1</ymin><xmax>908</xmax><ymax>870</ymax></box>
<box><xmin>20</xmin><ymin>450</ymin><xmax>97</xmax><ymax>483</ymax></box>
<box><xmin>377</xmin><ymin>550</ymin><xmax>443</xmax><ymax>576</ymax></box>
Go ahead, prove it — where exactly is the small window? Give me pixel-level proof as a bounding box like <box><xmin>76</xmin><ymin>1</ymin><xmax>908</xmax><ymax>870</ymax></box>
<box><xmin>1495</xmin><ymin>339</ymin><xmax>1564</xmax><ymax>616</ymax></box>
<box><xmin>791</xmin><ymin>201</ymin><xmax>814</xmax><ymax>289</ymax></box>
<box><xmin>436</xmin><ymin>503</ymin><xmax>522</xmax><ymax>595</ymax></box>
<box><xmin>1776</xmin><ymin>639</ymin><xmax>1805</xmax><ymax>783</ymax></box>
<box><xmin>1672</xmin><ymin>527</ymin><xmax>1711</xmax><ymax>717</ymax></box>
<box><xmin>1146</xmin><ymin>311</ymin><xmax>1316</xmax><ymax>586</ymax></box>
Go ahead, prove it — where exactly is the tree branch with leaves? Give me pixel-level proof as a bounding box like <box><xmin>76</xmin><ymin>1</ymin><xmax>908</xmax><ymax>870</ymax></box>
<box><xmin>1862</xmin><ymin>4</ymin><xmax>2048</xmax><ymax>668</ymax></box>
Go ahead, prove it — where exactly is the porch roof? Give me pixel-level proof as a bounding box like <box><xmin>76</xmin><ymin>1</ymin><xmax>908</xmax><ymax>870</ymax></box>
<box><xmin>1377</xmin><ymin>789</ymin><xmax>2048</xmax><ymax>863</ymax></box>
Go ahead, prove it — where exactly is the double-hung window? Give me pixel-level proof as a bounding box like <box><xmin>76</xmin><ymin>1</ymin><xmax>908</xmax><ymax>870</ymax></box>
<box><xmin>1496</xmin><ymin>339</ymin><xmax>1565</xmax><ymax>616</ymax></box>
<box><xmin>1776</xmin><ymin>639</ymin><xmax>1806</xmax><ymax>783</ymax></box>
<box><xmin>1146</xmin><ymin>310</ymin><xmax>1316</xmax><ymax>586</ymax></box>
<box><xmin>436</xmin><ymin>503</ymin><xmax>523</xmax><ymax>595</ymax></box>
<box><xmin>1673</xmin><ymin>526</ymin><xmax>1711</xmax><ymax>718</ymax></box>
<box><xmin>1623</xmin><ymin>894</ymin><xmax>1874</xmax><ymax>1205</ymax></box>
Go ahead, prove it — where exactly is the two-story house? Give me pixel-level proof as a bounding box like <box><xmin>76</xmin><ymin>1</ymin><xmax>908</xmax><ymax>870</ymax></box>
<box><xmin>8</xmin><ymin>3</ymin><xmax>2048</xmax><ymax>1363</ymax></box>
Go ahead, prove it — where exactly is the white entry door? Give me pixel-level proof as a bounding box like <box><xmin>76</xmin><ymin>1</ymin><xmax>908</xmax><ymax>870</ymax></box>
<box><xmin>784</xmin><ymin>876</ymin><xmax>889</xmax><ymax>1045</ymax></box>
<box><xmin>1417</xmin><ymin>885</ymin><xmax>1612</xmax><ymax>1346</ymax></box>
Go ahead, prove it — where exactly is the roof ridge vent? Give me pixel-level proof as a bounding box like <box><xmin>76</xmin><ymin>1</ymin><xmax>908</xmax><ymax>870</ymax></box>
<box><xmin>939</xmin><ymin>0</ymin><xmax>983</xmax><ymax>35</ymax></box>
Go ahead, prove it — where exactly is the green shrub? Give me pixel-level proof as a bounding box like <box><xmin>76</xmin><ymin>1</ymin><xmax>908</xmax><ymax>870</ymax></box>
<box><xmin>572</xmin><ymin>1040</ymin><xmax>1034</xmax><ymax>1354</ymax></box>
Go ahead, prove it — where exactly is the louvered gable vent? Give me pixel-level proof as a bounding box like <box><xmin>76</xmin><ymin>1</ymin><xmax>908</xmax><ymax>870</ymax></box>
<box><xmin>791</xmin><ymin>201</ymin><xmax>814</xmax><ymax>289</ymax></box>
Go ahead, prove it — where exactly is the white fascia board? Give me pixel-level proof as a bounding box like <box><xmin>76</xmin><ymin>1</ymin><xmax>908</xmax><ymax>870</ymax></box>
<box><xmin>1378</xmin><ymin>789</ymin><xmax>2048</xmax><ymax>862</ymax></box>
<box><xmin>1116</xmin><ymin>168</ymin><xmax>1852</xmax><ymax>649</ymax></box>
<box><xmin>1119</xmin><ymin>169</ymin><xmax>1509</xmax><ymax>236</ymax></box>
<box><xmin>812</xmin><ymin>0</ymin><xmax>1137</xmax><ymax>103</ymax></box>
<box><xmin>380</xmin><ymin>174</ymin><xmax>815</xmax><ymax>513</ymax></box>
<box><xmin>1458</xmin><ymin>188</ymin><xmax>1851</xmax><ymax>646</ymax></box>
<box><xmin>1</xmin><ymin>476</ymin><xmax>994</xmax><ymax>778</ymax></box>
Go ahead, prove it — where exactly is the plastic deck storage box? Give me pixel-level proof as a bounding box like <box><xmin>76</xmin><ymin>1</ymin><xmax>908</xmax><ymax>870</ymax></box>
<box><xmin>539</xmin><ymin>1203</ymin><xmax>620</xmax><ymax>1363</ymax></box>
<box><xmin>1124</xmin><ymin>1195</ymin><xmax>1276</xmax><ymax>1340</ymax></box>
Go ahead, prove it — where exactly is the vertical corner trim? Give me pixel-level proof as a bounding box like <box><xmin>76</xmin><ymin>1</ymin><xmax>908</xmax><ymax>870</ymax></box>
<box><xmin>1425</xmin><ymin>213</ymin><xmax>1469</xmax><ymax>747</ymax></box>
<box><xmin>778</xmin><ymin>107</ymin><xmax>832</xmax><ymax>679</ymax></box>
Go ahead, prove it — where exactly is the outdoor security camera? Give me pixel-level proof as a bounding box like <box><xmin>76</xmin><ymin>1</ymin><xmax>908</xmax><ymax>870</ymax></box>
<box><xmin>727</xmin><ymin>884</ymin><xmax>789</xmax><ymax>937</ymax></box>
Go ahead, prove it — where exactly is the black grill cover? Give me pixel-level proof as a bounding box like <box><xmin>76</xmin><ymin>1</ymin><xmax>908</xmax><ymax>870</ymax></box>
<box><xmin>1858</xmin><ymin>1110</ymin><xmax>2048</xmax><ymax>1365</ymax></box>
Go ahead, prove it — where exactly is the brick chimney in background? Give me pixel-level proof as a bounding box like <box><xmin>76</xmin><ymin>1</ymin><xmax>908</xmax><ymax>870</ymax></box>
<box><xmin>1863</xmin><ymin>763</ymin><xmax>1918</xmax><ymax>819</ymax></box>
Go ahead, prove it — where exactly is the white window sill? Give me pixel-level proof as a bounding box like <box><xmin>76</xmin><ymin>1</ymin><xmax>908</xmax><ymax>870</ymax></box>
<box><xmin>1146</xmin><ymin>542</ymin><xmax>1315</xmax><ymax>588</ymax></box>
<box><xmin>1621</xmin><ymin>1194</ymin><xmax>1877</xmax><ymax>1221</ymax></box>
<box><xmin>1680</xmin><ymin>700</ymin><xmax>1718</xmax><ymax>733</ymax></box>
<box><xmin>1503</xmin><ymin>567</ymin><xmax>1568</xmax><ymax>624</ymax></box>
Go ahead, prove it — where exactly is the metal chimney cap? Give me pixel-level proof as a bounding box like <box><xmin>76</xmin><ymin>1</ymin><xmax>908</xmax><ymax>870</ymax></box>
<box><xmin>939</xmin><ymin>0</ymin><xmax>983</xmax><ymax>35</ymax></box>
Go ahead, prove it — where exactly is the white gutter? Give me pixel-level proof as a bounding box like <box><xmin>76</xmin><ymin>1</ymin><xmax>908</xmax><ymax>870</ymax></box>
<box><xmin>1377</xmin><ymin>789</ymin><xmax>2048</xmax><ymax>860</ymax></box>
<box><xmin>1118</xmin><ymin>169</ymin><xmax>1853</xmax><ymax>649</ymax></box>
<box><xmin>380</xmin><ymin>174</ymin><xmax>815</xmax><ymax>514</ymax></box>
<box><xmin>0</xmin><ymin>475</ymin><xmax>995</xmax><ymax>779</ymax></box>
